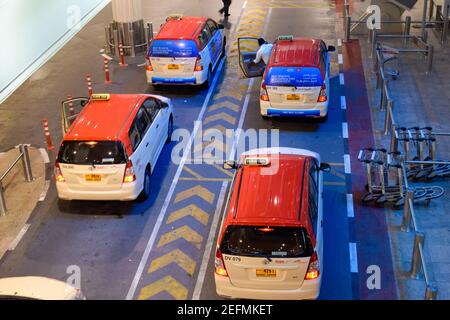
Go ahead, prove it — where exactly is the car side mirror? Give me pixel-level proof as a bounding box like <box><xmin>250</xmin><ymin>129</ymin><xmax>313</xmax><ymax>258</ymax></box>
<box><xmin>218</xmin><ymin>24</ymin><xmax>225</xmax><ymax>30</ymax></box>
<box><xmin>223</xmin><ymin>160</ymin><xmax>237</xmax><ymax>169</ymax></box>
<box><xmin>320</xmin><ymin>162</ymin><xmax>331</xmax><ymax>172</ymax></box>
<box><xmin>327</xmin><ymin>45</ymin><xmax>336</xmax><ymax>52</ymax></box>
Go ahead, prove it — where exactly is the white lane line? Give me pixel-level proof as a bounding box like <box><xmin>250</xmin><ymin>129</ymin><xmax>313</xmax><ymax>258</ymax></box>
<box><xmin>346</xmin><ymin>194</ymin><xmax>355</xmax><ymax>218</ymax></box>
<box><xmin>340</xmin><ymin>95</ymin><xmax>346</xmax><ymax>110</ymax></box>
<box><xmin>125</xmin><ymin>58</ymin><xmax>226</xmax><ymax>300</ymax></box>
<box><xmin>39</xmin><ymin>148</ymin><xmax>50</xmax><ymax>164</ymax></box>
<box><xmin>349</xmin><ymin>242</ymin><xmax>358</xmax><ymax>273</ymax></box>
<box><xmin>342</xmin><ymin>122</ymin><xmax>348</xmax><ymax>139</ymax></box>
<box><xmin>338</xmin><ymin>54</ymin><xmax>343</xmax><ymax>65</ymax></box>
<box><xmin>344</xmin><ymin>154</ymin><xmax>351</xmax><ymax>174</ymax></box>
<box><xmin>337</xmin><ymin>38</ymin><xmax>342</xmax><ymax>47</ymax></box>
<box><xmin>339</xmin><ymin>73</ymin><xmax>345</xmax><ymax>85</ymax></box>
<box><xmin>38</xmin><ymin>180</ymin><xmax>50</xmax><ymax>202</ymax></box>
<box><xmin>192</xmin><ymin>181</ymin><xmax>228</xmax><ymax>300</ymax></box>
<box><xmin>8</xmin><ymin>224</ymin><xmax>31</xmax><ymax>251</ymax></box>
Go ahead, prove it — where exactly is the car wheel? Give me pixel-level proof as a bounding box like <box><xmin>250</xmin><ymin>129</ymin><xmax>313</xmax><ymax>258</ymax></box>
<box><xmin>317</xmin><ymin>114</ymin><xmax>328</xmax><ymax>123</ymax></box>
<box><xmin>139</xmin><ymin>167</ymin><xmax>151</xmax><ymax>200</ymax></box>
<box><xmin>204</xmin><ymin>67</ymin><xmax>212</xmax><ymax>89</ymax></box>
<box><xmin>261</xmin><ymin>115</ymin><xmax>270</xmax><ymax>120</ymax></box>
<box><xmin>166</xmin><ymin>116</ymin><xmax>173</xmax><ymax>143</ymax></box>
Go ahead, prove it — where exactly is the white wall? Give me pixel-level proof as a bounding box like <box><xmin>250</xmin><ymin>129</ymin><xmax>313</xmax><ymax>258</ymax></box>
<box><xmin>0</xmin><ymin>0</ymin><xmax>110</xmax><ymax>103</ymax></box>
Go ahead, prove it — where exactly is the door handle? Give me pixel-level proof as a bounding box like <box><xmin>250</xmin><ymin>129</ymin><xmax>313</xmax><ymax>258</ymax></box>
<box><xmin>156</xmin><ymin>124</ymin><xmax>159</xmax><ymax>128</ymax></box>
<box><xmin>145</xmin><ymin>142</ymin><xmax>149</xmax><ymax>147</ymax></box>
<box><xmin>321</xmin><ymin>220</ymin><xmax>323</xmax><ymax>227</ymax></box>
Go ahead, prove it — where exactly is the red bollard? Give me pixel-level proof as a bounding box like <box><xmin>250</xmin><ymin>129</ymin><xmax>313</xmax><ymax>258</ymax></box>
<box><xmin>42</xmin><ymin>118</ymin><xmax>54</xmax><ymax>151</ymax></box>
<box><xmin>67</xmin><ymin>94</ymin><xmax>75</xmax><ymax>116</ymax></box>
<box><xmin>86</xmin><ymin>74</ymin><xmax>93</xmax><ymax>97</ymax></box>
<box><xmin>104</xmin><ymin>58</ymin><xmax>112</xmax><ymax>84</ymax></box>
<box><xmin>119</xmin><ymin>44</ymin><xmax>127</xmax><ymax>67</ymax></box>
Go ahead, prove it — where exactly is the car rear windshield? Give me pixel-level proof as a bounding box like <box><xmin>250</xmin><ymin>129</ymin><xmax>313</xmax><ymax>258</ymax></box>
<box><xmin>265</xmin><ymin>66</ymin><xmax>323</xmax><ymax>87</ymax></box>
<box><xmin>57</xmin><ymin>141</ymin><xmax>127</xmax><ymax>165</ymax></box>
<box><xmin>149</xmin><ymin>39</ymin><xmax>198</xmax><ymax>58</ymax></box>
<box><xmin>220</xmin><ymin>226</ymin><xmax>313</xmax><ymax>258</ymax></box>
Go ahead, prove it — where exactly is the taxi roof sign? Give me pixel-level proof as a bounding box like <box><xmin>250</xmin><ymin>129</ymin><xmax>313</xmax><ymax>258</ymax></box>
<box><xmin>277</xmin><ymin>35</ymin><xmax>294</xmax><ymax>41</ymax></box>
<box><xmin>166</xmin><ymin>14</ymin><xmax>183</xmax><ymax>21</ymax></box>
<box><xmin>90</xmin><ymin>93</ymin><xmax>110</xmax><ymax>101</ymax></box>
<box><xmin>244</xmin><ymin>157</ymin><xmax>270</xmax><ymax>166</ymax></box>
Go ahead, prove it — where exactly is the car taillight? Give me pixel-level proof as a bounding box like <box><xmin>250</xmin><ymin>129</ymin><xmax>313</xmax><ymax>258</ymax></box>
<box><xmin>123</xmin><ymin>160</ymin><xmax>136</xmax><ymax>183</ymax></box>
<box><xmin>260</xmin><ymin>82</ymin><xmax>269</xmax><ymax>101</ymax></box>
<box><xmin>54</xmin><ymin>161</ymin><xmax>65</xmax><ymax>182</ymax></box>
<box><xmin>317</xmin><ymin>83</ymin><xmax>327</xmax><ymax>103</ymax></box>
<box><xmin>305</xmin><ymin>251</ymin><xmax>320</xmax><ymax>280</ymax></box>
<box><xmin>194</xmin><ymin>55</ymin><xmax>203</xmax><ymax>71</ymax></box>
<box><xmin>146</xmin><ymin>57</ymin><xmax>153</xmax><ymax>71</ymax></box>
<box><xmin>215</xmin><ymin>249</ymin><xmax>228</xmax><ymax>277</ymax></box>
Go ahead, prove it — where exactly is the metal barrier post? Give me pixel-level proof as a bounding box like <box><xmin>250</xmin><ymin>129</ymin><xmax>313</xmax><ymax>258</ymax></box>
<box><xmin>104</xmin><ymin>25</ymin><xmax>111</xmax><ymax>54</ymax></box>
<box><xmin>425</xmin><ymin>283</ymin><xmax>438</xmax><ymax>300</ymax></box>
<box><xmin>411</xmin><ymin>232</ymin><xmax>425</xmax><ymax>279</ymax></box>
<box><xmin>384</xmin><ymin>99</ymin><xmax>394</xmax><ymax>135</ymax></box>
<box><xmin>390</xmin><ymin>124</ymin><xmax>398</xmax><ymax>153</ymax></box>
<box><xmin>0</xmin><ymin>181</ymin><xmax>6</xmax><ymax>216</ymax></box>
<box><xmin>422</xmin><ymin>0</ymin><xmax>429</xmax><ymax>40</ymax></box>
<box><xmin>147</xmin><ymin>22</ymin><xmax>153</xmax><ymax>41</ymax></box>
<box><xmin>426</xmin><ymin>45</ymin><xmax>434</xmax><ymax>75</ymax></box>
<box><xmin>429</xmin><ymin>0</ymin><xmax>435</xmax><ymax>20</ymax></box>
<box><xmin>404</xmin><ymin>16</ymin><xmax>412</xmax><ymax>44</ymax></box>
<box><xmin>401</xmin><ymin>188</ymin><xmax>414</xmax><ymax>232</ymax></box>
<box><xmin>130</xmin><ymin>27</ymin><xmax>136</xmax><ymax>57</ymax></box>
<box><xmin>442</xmin><ymin>4</ymin><xmax>449</xmax><ymax>44</ymax></box>
<box><xmin>113</xmin><ymin>28</ymin><xmax>120</xmax><ymax>57</ymax></box>
<box><xmin>371</xmin><ymin>30</ymin><xmax>377</xmax><ymax>59</ymax></box>
<box><xmin>19</xmin><ymin>144</ymin><xmax>33</xmax><ymax>182</ymax></box>
<box><xmin>344</xmin><ymin>16</ymin><xmax>351</xmax><ymax>43</ymax></box>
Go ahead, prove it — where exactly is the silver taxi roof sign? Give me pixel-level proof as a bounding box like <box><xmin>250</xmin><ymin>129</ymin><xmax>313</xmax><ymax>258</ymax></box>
<box><xmin>277</xmin><ymin>35</ymin><xmax>294</xmax><ymax>41</ymax></box>
<box><xmin>90</xmin><ymin>93</ymin><xmax>110</xmax><ymax>101</ymax></box>
<box><xmin>166</xmin><ymin>14</ymin><xmax>183</xmax><ymax>21</ymax></box>
<box><xmin>244</xmin><ymin>157</ymin><xmax>270</xmax><ymax>166</ymax></box>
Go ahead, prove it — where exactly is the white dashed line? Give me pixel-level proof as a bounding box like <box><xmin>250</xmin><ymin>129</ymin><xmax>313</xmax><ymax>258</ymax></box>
<box><xmin>344</xmin><ymin>154</ymin><xmax>351</xmax><ymax>174</ymax></box>
<box><xmin>38</xmin><ymin>180</ymin><xmax>50</xmax><ymax>202</ymax></box>
<box><xmin>8</xmin><ymin>224</ymin><xmax>30</xmax><ymax>251</ymax></box>
<box><xmin>349</xmin><ymin>243</ymin><xmax>358</xmax><ymax>273</ymax></box>
<box><xmin>339</xmin><ymin>73</ymin><xmax>345</xmax><ymax>85</ymax></box>
<box><xmin>340</xmin><ymin>95</ymin><xmax>347</xmax><ymax>110</ymax></box>
<box><xmin>346</xmin><ymin>194</ymin><xmax>355</xmax><ymax>218</ymax></box>
<box><xmin>338</xmin><ymin>54</ymin><xmax>343</xmax><ymax>65</ymax></box>
<box><xmin>342</xmin><ymin>122</ymin><xmax>348</xmax><ymax>139</ymax></box>
<box><xmin>39</xmin><ymin>148</ymin><xmax>50</xmax><ymax>164</ymax></box>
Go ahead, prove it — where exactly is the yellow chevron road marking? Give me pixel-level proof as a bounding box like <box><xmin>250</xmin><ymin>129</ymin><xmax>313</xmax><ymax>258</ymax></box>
<box><xmin>182</xmin><ymin>166</ymin><xmax>203</xmax><ymax>179</ymax></box>
<box><xmin>138</xmin><ymin>276</ymin><xmax>188</xmax><ymax>300</ymax></box>
<box><xmin>208</xmin><ymin>102</ymin><xmax>241</xmax><ymax>113</ymax></box>
<box><xmin>175</xmin><ymin>185</ymin><xmax>215</xmax><ymax>204</ymax></box>
<box><xmin>157</xmin><ymin>225</ymin><xmax>203</xmax><ymax>249</ymax></box>
<box><xmin>179</xmin><ymin>177</ymin><xmax>232</xmax><ymax>182</ymax></box>
<box><xmin>204</xmin><ymin>124</ymin><xmax>234</xmax><ymax>138</ymax></box>
<box><xmin>204</xmin><ymin>112</ymin><xmax>237</xmax><ymax>125</ymax></box>
<box><xmin>148</xmin><ymin>249</ymin><xmax>196</xmax><ymax>275</ymax></box>
<box><xmin>167</xmin><ymin>204</ymin><xmax>210</xmax><ymax>226</ymax></box>
<box><xmin>213</xmin><ymin>164</ymin><xmax>235</xmax><ymax>177</ymax></box>
<box><xmin>330</xmin><ymin>169</ymin><xmax>346</xmax><ymax>180</ymax></box>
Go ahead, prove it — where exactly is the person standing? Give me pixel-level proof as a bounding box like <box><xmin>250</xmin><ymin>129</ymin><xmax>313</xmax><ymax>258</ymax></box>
<box><xmin>219</xmin><ymin>0</ymin><xmax>232</xmax><ymax>17</ymax></box>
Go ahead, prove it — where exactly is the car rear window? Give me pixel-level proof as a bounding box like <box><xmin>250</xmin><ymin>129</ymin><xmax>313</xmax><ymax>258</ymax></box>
<box><xmin>220</xmin><ymin>226</ymin><xmax>313</xmax><ymax>258</ymax></box>
<box><xmin>265</xmin><ymin>66</ymin><xmax>323</xmax><ymax>87</ymax></box>
<box><xmin>57</xmin><ymin>141</ymin><xmax>127</xmax><ymax>165</ymax></box>
<box><xmin>149</xmin><ymin>39</ymin><xmax>198</xmax><ymax>57</ymax></box>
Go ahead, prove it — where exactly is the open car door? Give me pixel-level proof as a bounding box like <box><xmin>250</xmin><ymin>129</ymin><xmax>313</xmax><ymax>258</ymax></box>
<box><xmin>237</xmin><ymin>37</ymin><xmax>266</xmax><ymax>78</ymax></box>
<box><xmin>61</xmin><ymin>97</ymin><xmax>89</xmax><ymax>135</ymax></box>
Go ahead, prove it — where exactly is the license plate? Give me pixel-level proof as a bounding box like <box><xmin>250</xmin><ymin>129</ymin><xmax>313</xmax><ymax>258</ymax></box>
<box><xmin>85</xmin><ymin>174</ymin><xmax>101</xmax><ymax>182</ymax></box>
<box><xmin>168</xmin><ymin>64</ymin><xmax>179</xmax><ymax>70</ymax></box>
<box><xmin>286</xmin><ymin>94</ymin><xmax>300</xmax><ymax>100</ymax></box>
<box><xmin>256</xmin><ymin>269</ymin><xmax>277</xmax><ymax>277</ymax></box>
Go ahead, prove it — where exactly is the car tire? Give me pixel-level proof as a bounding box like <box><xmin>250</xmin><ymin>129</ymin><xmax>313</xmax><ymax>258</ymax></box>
<box><xmin>317</xmin><ymin>114</ymin><xmax>328</xmax><ymax>123</ymax></box>
<box><xmin>261</xmin><ymin>114</ymin><xmax>270</xmax><ymax>120</ymax></box>
<box><xmin>139</xmin><ymin>167</ymin><xmax>151</xmax><ymax>201</ymax></box>
<box><xmin>166</xmin><ymin>116</ymin><xmax>173</xmax><ymax>143</ymax></box>
<box><xmin>204</xmin><ymin>66</ymin><xmax>212</xmax><ymax>89</ymax></box>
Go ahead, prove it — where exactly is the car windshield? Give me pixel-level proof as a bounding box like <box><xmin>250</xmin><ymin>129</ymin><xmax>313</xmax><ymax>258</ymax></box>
<box><xmin>57</xmin><ymin>141</ymin><xmax>127</xmax><ymax>165</ymax></box>
<box><xmin>220</xmin><ymin>226</ymin><xmax>313</xmax><ymax>258</ymax></box>
<box><xmin>265</xmin><ymin>66</ymin><xmax>323</xmax><ymax>87</ymax></box>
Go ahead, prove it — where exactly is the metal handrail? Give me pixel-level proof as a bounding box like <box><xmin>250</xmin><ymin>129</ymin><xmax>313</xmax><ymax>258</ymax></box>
<box><xmin>0</xmin><ymin>144</ymin><xmax>33</xmax><ymax>216</ymax></box>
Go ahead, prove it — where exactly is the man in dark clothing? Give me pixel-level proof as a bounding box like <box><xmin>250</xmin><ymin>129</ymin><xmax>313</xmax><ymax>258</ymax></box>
<box><xmin>219</xmin><ymin>0</ymin><xmax>232</xmax><ymax>17</ymax></box>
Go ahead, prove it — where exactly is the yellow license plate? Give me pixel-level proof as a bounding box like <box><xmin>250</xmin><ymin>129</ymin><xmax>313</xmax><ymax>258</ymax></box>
<box><xmin>168</xmin><ymin>64</ymin><xmax>179</xmax><ymax>70</ymax></box>
<box><xmin>256</xmin><ymin>269</ymin><xmax>277</xmax><ymax>277</ymax></box>
<box><xmin>286</xmin><ymin>94</ymin><xmax>300</xmax><ymax>100</ymax></box>
<box><xmin>85</xmin><ymin>174</ymin><xmax>101</xmax><ymax>182</ymax></box>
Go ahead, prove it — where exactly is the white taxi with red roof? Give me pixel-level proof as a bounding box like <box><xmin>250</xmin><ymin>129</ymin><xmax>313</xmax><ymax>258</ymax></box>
<box><xmin>146</xmin><ymin>15</ymin><xmax>225</xmax><ymax>87</ymax></box>
<box><xmin>55</xmin><ymin>93</ymin><xmax>173</xmax><ymax>201</ymax></box>
<box><xmin>238</xmin><ymin>35</ymin><xmax>335</xmax><ymax>121</ymax></box>
<box><xmin>215</xmin><ymin>147</ymin><xmax>330</xmax><ymax>300</ymax></box>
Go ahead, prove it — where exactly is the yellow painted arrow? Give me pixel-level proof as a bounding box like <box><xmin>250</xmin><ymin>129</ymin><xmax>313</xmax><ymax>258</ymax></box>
<box><xmin>148</xmin><ymin>249</ymin><xmax>196</xmax><ymax>275</ymax></box>
<box><xmin>175</xmin><ymin>185</ymin><xmax>215</xmax><ymax>204</ymax></box>
<box><xmin>194</xmin><ymin>138</ymin><xmax>227</xmax><ymax>155</ymax></box>
<box><xmin>157</xmin><ymin>225</ymin><xmax>203</xmax><ymax>249</ymax></box>
<box><xmin>206</xmin><ymin>124</ymin><xmax>235</xmax><ymax>139</ymax></box>
<box><xmin>208</xmin><ymin>102</ymin><xmax>240</xmax><ymax>113</ymax></box>
<box><xmin>204</xmin><ymin>112</ymin><xmax>237</xmax><ymax>125</ymax></box>
<box><xmin>138</xmin><ymin>276</ymin><xmax>188</xmax><ymax>300</ymax></box>
<box><xmin>167</xmin><ymin>204</ymin><xmax>210</xmax><ymax>225</ymax></box>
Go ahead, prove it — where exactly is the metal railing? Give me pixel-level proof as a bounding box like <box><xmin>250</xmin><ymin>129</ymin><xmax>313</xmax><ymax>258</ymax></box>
<box><xmin>0</xmin><ymin>144</ymin><xmax>33</xmax><ymax>216</ymax></box>
<box><xmin>105</xmin><ymin>21</ymin><xmax>153</xmax><ymax>57</ymax></box>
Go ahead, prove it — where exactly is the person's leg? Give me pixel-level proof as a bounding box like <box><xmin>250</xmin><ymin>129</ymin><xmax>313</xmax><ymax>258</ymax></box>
<box><xmin>224</xmin><ymin>0</ymin><xmax>231</xmax><ymax>16</ymax></box>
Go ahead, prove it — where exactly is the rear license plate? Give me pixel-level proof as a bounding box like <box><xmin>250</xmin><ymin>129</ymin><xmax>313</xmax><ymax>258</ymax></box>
<box><xmin>256</xmin><ymin>269</ymin><xmax>277</xmax><ymax>277</ymax></box>
<box><xmin>85</xmin><ymin>174</ymin><xmax>101</xmax><ymax>182</ymax></box>
<box><xmin>286</xmin><ymin>94</ymin><xmax>301</xmax><ymax>100</ymax></box>
<box><xmin>168</xmin><ymin>64</ymin><xmax>180</xmax><ymax>70</ymax></box>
